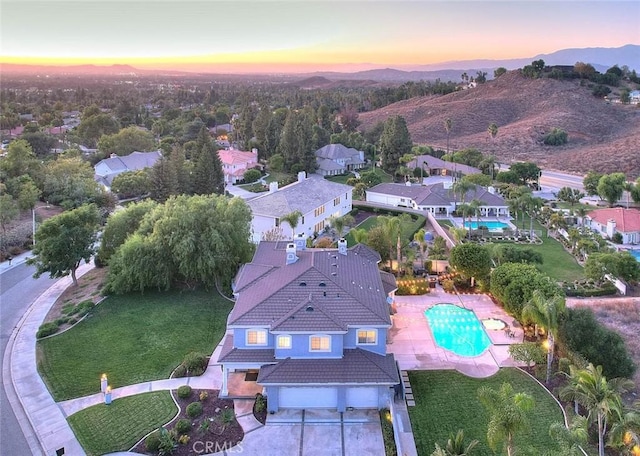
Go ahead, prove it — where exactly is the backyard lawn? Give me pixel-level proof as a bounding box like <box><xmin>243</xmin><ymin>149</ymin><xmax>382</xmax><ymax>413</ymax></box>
<box><xmin>68</xmin><ymin>391</ymin><xmax>177</xmax><ymax>456</ymax></box>
<box><xmin>345</xmin><ymin>212</ymin><xmax>426</xmax><ymax>247</ymax></box>
<box><xmin>408</xmin><ymin>369</ymin><xmax>564</xmax><ymax>456</ymax></box>
<box><xmin>38</xmin><ymin>289</ymin><xmax>233</xmax><ymax>401</ymax></box>
<box><xmin>510</xmin><ymin>215</ymin><xmax>584</xmax><ymax>282</ymax></box>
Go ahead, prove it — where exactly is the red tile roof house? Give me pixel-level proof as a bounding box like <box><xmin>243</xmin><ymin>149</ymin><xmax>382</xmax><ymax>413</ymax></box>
<box><xmin>218</xmin><ymin>148</ymin><xmax>260</xmax><ymax>184</ymax></box>
<box><xmin>217</xmin><ymin>239</ymin><xmax>399</xmax><ymax>412</ymax></box>
<box><xmin>585</xmin><ymin>207</ymin><xmax>640</xmax><ymax>244</ymax></box>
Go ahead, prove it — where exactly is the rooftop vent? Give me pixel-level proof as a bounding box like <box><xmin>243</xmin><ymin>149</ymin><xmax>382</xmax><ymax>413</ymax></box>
<box><xmin>299</xmin><ymin>282</ymin><xmax>307</xmax><ymax>286</ymax></box>
<box><xmin>305</xmin><ymin>306</ymin><xmax>314</xmax><ymax>312</ymax></box>
<box><xmin>319</xmin><ymin>282</ymin><xmax>326</xmax><ymax>287</ymax></box>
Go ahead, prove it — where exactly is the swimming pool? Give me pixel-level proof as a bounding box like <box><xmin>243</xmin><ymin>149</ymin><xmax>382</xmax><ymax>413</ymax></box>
<box><xmin>424</xmin><ymin>304</ymin><xmax>491</xmax><ymax>357</ymax></box>
<box><xmin>629</xmin><ymin>250</ymin><xmax>640</xmax><ymax>263</ymax></box>
<box><xmin>463</xmin><ymin>220</ymin><xmax>509</xmax><ymax>231</ymax></box>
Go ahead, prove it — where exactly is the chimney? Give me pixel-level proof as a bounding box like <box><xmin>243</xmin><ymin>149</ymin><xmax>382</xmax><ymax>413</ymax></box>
<box><xmin>297</xmin><ymin>171</ymin><xmax>306</xmax><ymax>182</ymax></box>
<box><xmin>110</xmin><ymin>153</ymin><xmax>118</xmax><ymax>159</ymax></box>
<box><xmin>294</xmin><ymin>233</ymin><xmax>307</xmax><ymax>250</ymax></box>
<box><xmin>286</xmin><ymin>243</ymin><xmax>298</xmax><ymax>265</ymax></box>
<box><xmin>338</xmin><ymin>238</ymin><xmax>347</xmax><ymax>256</ymax></box>
<box><xmin>488</xmin><ymin>186</ymin><xmax>495</xmax><ymax>194</ymax></box>
<box><xmin>269</xmin><ymin>182</ymin><xmax>279</xmax><ymax>193</ymax></box>
<box><xmin>606</xmin><ymin>219</ymin><xmax>616</xmax><ymax>238</ymax></box>
<box><xmin>252</xmin><ymin>147</ymin><xmax>258</xmax><ymax>155</ymax></box>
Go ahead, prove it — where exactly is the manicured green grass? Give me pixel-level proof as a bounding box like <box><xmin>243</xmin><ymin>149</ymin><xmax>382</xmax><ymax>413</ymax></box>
<box><xmin>408</xmin><ymin>369</ymin><xmax>564</xmax><ymax>456</ymax></box>
<box><xmin>68</xmin><ymin>391</ymin><xmax>177</xmax><ymax>456</ymax></box>
<box><xmin>38</xmin><ymin>289</ymin><xmax>233</xmax><ymax>401</ymax></box>
<box><xmin>554</xmin><ymin>202</ymin><xmax>596</xmax><ymax>213</ymax></box>
<box><xmin>437</xmin><ymin>220</ymin><xmax>453</xmax><ymax>228</ymax></box>
<box><xmin>509</xmin><ymin>215</ymin><xmax>584</xmax><ymax>282</ymax></box>
<box><xmin>325</xmin><ymin>174</ymin><xmax>353</xmax><ymax>184</ymax></box>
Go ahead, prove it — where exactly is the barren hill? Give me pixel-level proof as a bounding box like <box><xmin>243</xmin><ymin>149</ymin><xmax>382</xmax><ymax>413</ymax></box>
<box><xmin>358</xmin><ymin>71</ymin><xmax>640</xmax><ymax>178</ymax></box>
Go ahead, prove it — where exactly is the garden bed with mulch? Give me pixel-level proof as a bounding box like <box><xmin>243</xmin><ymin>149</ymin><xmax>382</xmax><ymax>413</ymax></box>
<box><xmin>132</xmin><ymin>388</ymin><xmax>243</xmax><ymax>455</ymax></box>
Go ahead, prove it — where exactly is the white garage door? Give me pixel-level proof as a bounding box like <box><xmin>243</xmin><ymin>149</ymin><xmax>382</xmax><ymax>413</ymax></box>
<box><xmin>346</xmin><ymin>387</ymin><xmax>379</xmax><ymax>408</ymax></box>
<box><xmin>279</xmin><ymin>387</ymin><xmax>338</xmax><ymax>409</ymax></box>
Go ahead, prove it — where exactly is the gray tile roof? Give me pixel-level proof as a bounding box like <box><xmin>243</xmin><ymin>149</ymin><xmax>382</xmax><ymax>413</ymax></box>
<box><xmin>316</xmin><ymin>158</ymin><xmax>345</xmax><ymax>171</ymax></box>
<box><xmin>247</xmin><ymin>175</ymin><xmax>351</xmax><ymax>218</ymax></box>
<box><xmin>257</xmin><ymin>349</ymin><xmax>399</xmax><ymax>385</ymax></box>
<box><xmin>229</xmin><ymin>242</ymin><xmax>392</xmax><ymax>330</ymax></box>
<box><xmin>410</xmin><ymin>155</ymin><xmax>481</xmax><ymax>176</ymax></box>
<box><xmin>218</xmin><ymin>334</ymin><xmax>277</xmax><ymax>364</ymax></box>
<box><xmin>315</xmin><ymin>144</ymin><xmax>363</xmax><ymax>161</ymax></box>
<box><xmin>98</xmin><ymin>150</ymin><xmax>162</xmax><ymax>174</ymax></box>
<box><xmin>367</xmin><ymin>182</ymin><xmax>506</xmax><ymax>207</ymax></box>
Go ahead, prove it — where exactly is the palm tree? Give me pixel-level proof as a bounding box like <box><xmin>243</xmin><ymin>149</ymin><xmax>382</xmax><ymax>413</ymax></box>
<box><xmin>477</xmin><ymin>382</ymin><xmax>535</xmax><ymax>456</ymax></box>
<box><xmin>452</xmin><ymin>180</ymin><xmax>474</xmax><ymax>208</ymax></box>
<box><xmin>351</xmin><ymin>227</ymin><xmax>368</xmax><ymax>245</ymax></box>
<box><xmin>548</xmin><ymin>416</ymin><xmax>589</xmax><ymax>456</ymax></box>
<box><xmin>444</xmin><ymin>117</ymin><xmax>453</xmax><ymax>157</ymax></box>
<box><xmin>607</xmin><ymin>405</ymin><xmax>640</xmax><ymax>455</ymax></box>
<box><xmin>518</xmin><ymin>193</ymin><xmax>544</xmax><ymax>238</ymax></box>
<box><xmin>559</xmin><ymin>363</ymin><xmax>587</xmax><ymax>415</ymax></box>
<box><xmin>280</xmin><ymin>210</ymin><xmax>302</xmax><ymax>241</ymax></box>
<box><xmin>567</xmin><ymin>363</ymin><xmax>634</xmax><ymax>456</ymax></box>
<box><xmin>521</xmin><ymin>290</ymin><xmax>566</xmax><ymax>383</ymax></box>
<box><xmin>445</xmin><ymin>429</ymin><xmax>479</xmax><ymax>455</ymax></box>
<box><xmin>488</xmin><ymin>122</ymin><xmax>498</xmax><ymax>143</ymax></box>
<box><xmin>379</xmin><ymin>215</ymin><xmax>401</xmax><ymax>271</ymax></box>
<box><xmin>329</xmin><ymin>214</ymin><xmax>355</xmax><ymax>239</ymax></box>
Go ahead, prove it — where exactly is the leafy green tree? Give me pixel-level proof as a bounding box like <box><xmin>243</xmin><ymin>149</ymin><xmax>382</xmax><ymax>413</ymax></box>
<box><xmin>597</xmin><ymin>172</ymin><xmax>626</xmax><ymax>207</ymax></box>
<box><xmin>449</xmin><ymin>243</ymin><xmax>491</xmax><ymax>287</ymax></box>
<box><xmin>379</xmin><ymin>115</ymin><xmax>412</xmax><ymax>176</ymax></box>
<box><xmin>0</xmin><ymin>140</ymin><xmax>43</xmax><ymax>181</ymax></box>
<box><xmin>494</xmin><ymin>67</ymin><xmax>507</xmax><ymax>78</ymax></box>
<box><xmin>366</xmin><ymin>225</ymin><xmax>392</xmax><ymax>266</ymax></box>
<box><xmin>110</xmin><ymin>170</ymin><xmax>151</xmax><ymax>199</ymax></box>
<box><xmin>76</xmin><ymin>113</ymin><xmax>120</xmax><ymax>148</ymax></box>
<box><xmin>521</xmin><ymin>290</ymin><xmax>566</xmax><ymax>383</ymax></box>
<box><xmin>507</xmin><ymin>342</ymin><xmax>545</xmax><ymax>368</ymax></box>
<box><xmin>268</xmin><ymin>153</ymin><xmax>284</xmax><ymax>172</ymax></box>
<box><xmin>98</xmin><ymin>199</ymin><xmax>158</xmax><ymax>262</ymax></box>
<box><xmin>510</xmin><ymin>162</ymin><xmax>541</xmax><ymax>186</ymax></box>
<box><xmin>43</xmin><ymin>157</ymin><xmax>104</xmax><ymax>209</ymax></box>
<box><xmin>360</xmin><ymin>170</ymin><xmax>382</xmax><ymax>188</ymax></box>
<box><xmin>477</xmin><ymin>382</ymin><xmax>535</xmax><ymax>456</ymax></box>
<box><xmin>97</xmin><ymin>126</ymin><xmax>156</xmax><ymax>157</ymax></box>
<box><xmin>21</xmin><ymin>130</ymin><xmax>56</xmax><ymax>157</ymax></box>
<box><xmin>27</xmin><ymin>204</ymin><xmax>100</xmax><ymax>286</ymax></box>
<box><xmin>243</xmin><ymin>168</ymin><xmax>261</xmax><ymax>184</ymax></box>
<box><xmin>556</xmin><ymin>187</ymin><xmax>585</xmax><ymax>206</ymax></box>
<box><xmin>105</xmin><ymin>195</ymin><xmax>253</xmax><ymax>293</ymax></box>
<box><xmin>583</xmin><ymin>171</ymin><xmax>603</xmax><ymax>198</ymax></box>
<box><xmin>149</xmin><ymin>155</ymin><xmax>178</xmax><ymax>203</ymax></box>
<box><xmin>16</xmin><ymin>177</ymin><xmax>41</xmax><ymax>212</ymax></box>
<box><xmin>0</xmin><ymin>195</ymin><xmax>19</xmax><ymax>233</ymax></box>
<box><xmin>496</xmin><ymin>170</ymin><xmax>521</xmax><ymax>185</ymax></box>
<box><xmin>461</xmin><ymin>173</ymin><xmax>491</xmax><ymax>187</ymax></box>
<box><xmin>487</xmin><ymin>123</ymin><xmax>498</xmax><ymax>141</ymax></box>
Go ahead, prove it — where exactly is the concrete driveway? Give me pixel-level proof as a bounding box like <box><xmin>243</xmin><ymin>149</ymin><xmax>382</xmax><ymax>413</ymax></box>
<box><xmin>236</xmin><ymin>409</ymin><xmax>384</xmax><ymax>456</ymax></box>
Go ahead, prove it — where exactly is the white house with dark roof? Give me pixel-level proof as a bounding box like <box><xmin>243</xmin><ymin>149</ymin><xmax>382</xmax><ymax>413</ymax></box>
<box><xmin>585</xmin><ymin>207</ymin><xmax>640</xmax><ymax>244</ymax></box>
<box><xmin>94</xmin><ymin>150</ymin><xmax>162</xmax><ymax>189</ymax></box>
<box><xmin>315</xmin><ymin>143</ymin><xmax>367</xmax><ymax>176</ymax></box>
<box><xmin>247</xmin><ymin>172</ymin><xmax>353</xmax><ymax>242</ymax></box>
<box><xmin>217</xmin><ymin>239</ymin><xmax>399</xmax><ymax>412</ymax></box>
<box><xmin>366</xmin><ymin>182</ymin><xmax>509</xmax><ymax>217</ymax></box>
<box><xmin>408</xmin><ymin>155</ymin><xmax>481</xmax><ymax>180</ymax></box>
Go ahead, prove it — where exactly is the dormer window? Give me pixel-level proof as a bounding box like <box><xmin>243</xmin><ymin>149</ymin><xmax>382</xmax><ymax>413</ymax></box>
<box><xmin>357</xmin><ymin>329</ymin><xmax>377</xmax><ymax>345</ymax></box>
<box><xmin>246</xmin><ymin>329</ymin><xmax>267</xmax><ymax>346</ymax></box>
<box><xmin>310</xmin><ymin>335</ymin><xmax>331</xmax><ymax>352</ymax></box>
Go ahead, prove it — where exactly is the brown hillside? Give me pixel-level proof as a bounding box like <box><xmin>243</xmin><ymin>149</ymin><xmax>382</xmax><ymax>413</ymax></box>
<box><xmin>358</xmin><ymin>71</ymin><xmax>640</xmax><ymax>178</ymax></box>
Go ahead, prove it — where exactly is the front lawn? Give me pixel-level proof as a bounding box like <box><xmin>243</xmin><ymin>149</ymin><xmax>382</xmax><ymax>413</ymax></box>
<box><xmin>38</xmin><ymin>289</ymin><xmax>233</xmax><ymax>401</ymax></box>
<box><xmin>68</xmin><ymin>391</ymin><xmax>177</xmax><ymax>456</ymax></box>
<box><xmin>408</xmin><ymin>369</ymin><xmax>564</xmax><ymax>456</ymax></box>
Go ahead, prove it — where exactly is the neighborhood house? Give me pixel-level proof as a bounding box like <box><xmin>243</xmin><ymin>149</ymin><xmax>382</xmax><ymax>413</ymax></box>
<box><xmin>94</xmin><ymin>150</ymin><xmax>162</xmax><ymax>189</ymax></box>
<box><xmin>366</xmin><ymin>182</ymin><xmax>509</xmax><ymax>217</ymax></box>
<box><xmin>246</xmin><ymin>172</ymin><xmax>353</xmax><ymax>243</ymax></box>
<box><xmin>314</xmin><ymin>143</ymin><xmax>367</xmax><ymax>177</ymax></box>
<box><xmin>585</xmin><ymin>207</ymin><xmax>640</xmax><ymax>244</ymax></box>
<box><xmin>218</xmin><ymin>148</ymin><xmax>260</xmax><ymax>185</ymax></box>
<box><xmin>217</xmin><ymin>239</ymin><xmax>399</xmax><ymax>412</ymax></box>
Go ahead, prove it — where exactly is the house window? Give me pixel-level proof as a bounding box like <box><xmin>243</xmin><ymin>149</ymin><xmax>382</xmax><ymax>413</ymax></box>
<box><xmin>277</xmin><ymin>335</ymin><xmax>292</xmax><ymax>349</ymax></box>
<box><xmin>314</xmin><ymin>220</ymin><xmax>325</xmax><ymax>233</ymax></box>
<box><xmin>333</xmin><ymin>196</ymin><xmax>340</xmax><ymax>206</ymax></box>
<box><xmin>314</xmin><ymin>205</ymin><xmax>325</xmax><ymax>217</ymax></box>
<box><xmin>246</xmin><ymin>329</ymin><xmax>267</xmax><ymax>346</ymax></box>
<box><xmin>357</xmin><ymin>329</ymin><xmax>377</xmax><ymax>345</ymax></box>
<box><xmin>310</xmin><ymin>335</ymin><xmax>331</xmax><ymax>352</ymax></box>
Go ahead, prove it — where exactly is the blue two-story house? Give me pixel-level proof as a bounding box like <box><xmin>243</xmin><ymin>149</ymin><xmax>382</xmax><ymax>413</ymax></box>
<box><xmin>217</xmin><ymin>238</ymin><xmax>399</xmax><ymax>413</ymax></box>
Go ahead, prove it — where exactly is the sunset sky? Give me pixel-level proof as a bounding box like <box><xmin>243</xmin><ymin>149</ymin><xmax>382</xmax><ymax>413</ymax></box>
<box><xmin>1</xmin><ymin>0</ymin><xmax>639</xmax><ymax>72</ymax></box>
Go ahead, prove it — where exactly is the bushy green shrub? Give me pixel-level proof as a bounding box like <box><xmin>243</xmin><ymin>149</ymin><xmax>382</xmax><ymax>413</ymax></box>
<box><xmin>543</xmin><ymin>128</ymin><xmax>568</xmax><ymax>146</ymax></box>
<box><xmin>254</xmin><ymin>393</ymin><xmax>267</xmax><ymax>413</ymax></box>
<box><xmin>177</xmin><ymin>385</ymin><xmax>192</xmax><ymax>399</ymax></box>
<box><xmin>36</xmin><ymin>322</ymin><xmax>59</xmax><ymax>339</ymax></box>
<box><xmin>172</xmin><ymin>364</ymin><xmax>187</xmax><ymax>378</ymax></box>
<box><xmin>186</xmin><ymin>401</ymin><xmax>203</xmax><ymax>418</ymax></box>
<box><xmin>175</xmin><ymin>419</ymin><xmax>191</xmax><ymax>434</ymax></box>
<box><xmin>243</xmin><ymin>168</ymin><xmax>261</xmax><ymax>184</ymax></box>
<box><xmin>182</xmin><ymin>352</ymin><xmax>208</xmax><ymax>376</ymax></box>
<box><xmin>145</xmin><ymin>430</ymin><xmax>161</xmax><ymax>453</ymax></box>
<box><xmin>559</xmin><ymin>307</ymin><xmax>635</xmax><ymax>379</ymax></box>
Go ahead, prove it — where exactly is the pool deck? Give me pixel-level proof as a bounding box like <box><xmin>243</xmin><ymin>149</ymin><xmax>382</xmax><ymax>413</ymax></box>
<box><xmin>387</xmin><ymin>286</ymin><xmax>525</xmax><ymax>378</ymax></box>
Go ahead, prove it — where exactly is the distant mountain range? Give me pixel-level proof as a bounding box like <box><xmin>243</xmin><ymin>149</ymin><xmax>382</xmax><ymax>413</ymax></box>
<box><xmin>1</xmin><ymin>44</ymin><xmax>638</xmax><ymax>82</ymax></box>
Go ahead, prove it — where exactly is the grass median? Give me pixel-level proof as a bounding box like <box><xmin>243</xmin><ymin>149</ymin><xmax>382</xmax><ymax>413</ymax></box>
<box><xmin>38</xmin><ymin>289</ymin><xmax>232</xmax><ymax>401</ymax></box>
<box><xmin>68</xmin><ymin>391</ymin><xmax>177</xmax><ymax>456</ymax></box>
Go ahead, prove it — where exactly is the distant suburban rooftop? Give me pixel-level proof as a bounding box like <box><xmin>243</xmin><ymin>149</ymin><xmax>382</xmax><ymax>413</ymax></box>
<box><xmin>410</xmin><ymin>155</ymin><xmax>481</xmax><ymax>176</ymax></box>
<box><xmin>588</xmin><ymin>207</ymin><xmax>640</xmax><ymax>233</ymax></box>
<box><xmin>368</xmin><ymin>182</ymin><xmax>506</xmax><ymax>207</ymax></box>
<box><xmin>247</xmin><ymin>174</ymin><xmax>351</xmax><ymax>218</ymax></box>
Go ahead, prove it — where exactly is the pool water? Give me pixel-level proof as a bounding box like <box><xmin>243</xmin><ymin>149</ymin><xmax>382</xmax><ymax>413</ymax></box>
<box><xmin>424</xmin><ymin>304</ymin><xmax>491</xmax><ymax>357</ymax></box>
<box><xmin>630</xmin><ymin>250</ymin><xmax>640</xmax><ymax>263</ymax></box>
<box><xmin>463</xmin><ymin>220</ymin><xmax>509</xmax><ymax>231</ymax></box>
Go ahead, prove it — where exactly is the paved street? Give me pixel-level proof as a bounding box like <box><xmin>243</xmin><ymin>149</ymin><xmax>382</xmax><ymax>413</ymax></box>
<box><xmin>1</xmin><ymin>256</ymin><xmax>57</xmax><ymax>456</ymax></box>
